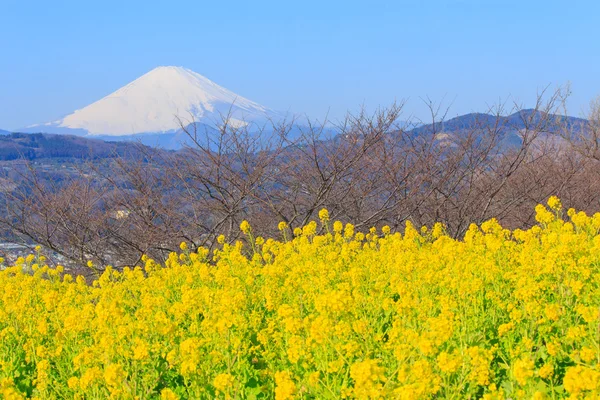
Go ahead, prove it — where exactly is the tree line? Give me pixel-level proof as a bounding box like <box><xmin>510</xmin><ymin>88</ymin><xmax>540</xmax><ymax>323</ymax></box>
<box><xmin>1</xmin><ymin>88</ymin><xmax>599</xmax><ymax>271</ymax></box>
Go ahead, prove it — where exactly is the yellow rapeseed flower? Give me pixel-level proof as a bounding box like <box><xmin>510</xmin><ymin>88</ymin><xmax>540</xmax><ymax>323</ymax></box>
<box><xmin>318</xmin><ymin>208</ymin><xmax>329</xmax><ymax>222</ymax></box>
<box><xmin>547</xmin><ymin>195</ymin><xmax>562</xmax><ymax>211</ymax></box>
<box><xmin>274</xmin><ymin>371</ymin><xmax>296</xmax><ymax>400</ymax></box>
<box><xmin>213</xmin><ymin>373</ymin><xmax>235</xmax><ymax>393</ymax></box>
<box><xmin>160</xmin><ymin>388</ymin><xmax>180</xmax><ymax>400</ymax></box>
<box><xmin>240</xmin><ymin>220</ymin><xmax>251</xmax><ymax>234</ymax></box>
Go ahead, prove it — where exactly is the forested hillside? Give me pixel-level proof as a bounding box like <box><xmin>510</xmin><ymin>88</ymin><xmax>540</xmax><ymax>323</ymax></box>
<box><xmin>0</xmin><ymin>132</ymin><xmax>155</xmax><ymax>160</ymax></box>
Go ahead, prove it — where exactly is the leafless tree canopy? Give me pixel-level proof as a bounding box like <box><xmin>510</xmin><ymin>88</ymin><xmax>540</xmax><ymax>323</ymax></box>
<box><xmin>2</xmin><ymin>89</ymin><xmax>600</xmax><ymax>270</ymax></box>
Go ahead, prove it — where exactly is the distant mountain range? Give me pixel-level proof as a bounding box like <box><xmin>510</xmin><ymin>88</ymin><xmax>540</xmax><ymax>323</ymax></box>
<box><xmin>0</xmin><ymin>109</ymin><xmax>588</xmax><ymax>162</ymax></box>
<box><xmin>0</xmin><ymin>65</ymin><xmax>589</xmax><ymax>152</ymax></box>
<box><xmin>412</xmin><ymin>109</ymin><xmax>587</xmax><ymax>135</ymax></box>
<box><xmin>410</xmin><ymin>109</ymin><xmax>587</xmax><ymax>149</ymax></box>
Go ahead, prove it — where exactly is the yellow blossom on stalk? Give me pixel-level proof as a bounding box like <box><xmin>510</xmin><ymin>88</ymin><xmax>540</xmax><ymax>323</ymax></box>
<box><xmin>35</xmin><ymin>359</ymin><xmax>50</xmax><ymax>391</ymax></box>
<box><xmin>580</xmin><ymin>347</ymin><xmax>596</xmax><ymax>363</ymax></box>
<box><xmin>498</xmin><ymin>322</ymin><xmax>514</xmax><ymax>336</ymax></box>
<box><xmin>513</xmin><ymin>358</ymin><xmax>534</xmax><ymax>386</ymax></box>
<box><xmin>104</xmin><ymin>363</ymin><xmax>126</xmax><ymax>387</ymax></box>
<box><xmin>432</xmin><ymin>222</ymin><xmax>445</xmax><ymax>238</ymax></box>
<box><xmin>466</xmin><ymin>346</ymin><xmax>493</xmax><ymax>386</ymax></box>
<box><xmin>344</xmin><ymin>223</ymin><xmax>355</xmax><ymax>239</ymax></box>
<box><xmin>350</xmin><ymin>359</ymin><xmax>385</xmax><ymax>398</ymax></box>
<box><xmin>547</xmin><ymin>196</ymin><xmax>562</xmax><ymax>211</ymax></box>
<box><xmin>437</xmin><ymin>351</ymin><xmax>460</xmax><ymax>374</ymax></box>
<box><xmin>532</xmin><ymin>391</ymin><xmax>545</xmax><ymax>400</ymax></box>
<box><xmin>564</xmin><ymin>366</ymin><xmax>600</xmax><ymax>395</ymax></box>
<box><xmin>213</xmin><ymin>373</ymin><xmax>235</xmax><ymax>393</ymax></box>
<box><xmin>572</xmin><ymin>211</ymin><xmax>590</xmax><ymax>228</ymax></box>
<box><xmin>404</xmin><ymin>220</ymin><xmax>420</xmax><ymax>240</ymax></box>
<box><xmin>240</xmin><ymin>220</ymin><xmax>251</xmax><ymax>234</ymax></box>
<box><xmin>535</xmin><ymin>204</ymin><xmax>554</xmax><ymax>224</ymax></box>
<box><xmin>35</xmin><ymin>345</ymin><xmax>47</xmax><ymax>358</ymax></box>
<box><xmin>179</xmin><ymin>242</ymin><xmax>188</xmax><ymax>251</ymax></box>
<box><xmin>308</xmin><ymin>372</ymin><xmax>320</xmax><ymax>387</ymax></box>
<box><xmin>274</xmin><ymin>371</ymin><xmax>296</xmax><ymax>400</ymax></box>
<box><xmin>576</xmin><ymin>304</ymin><xmax>599</xmax><ymax>323</ymax></box>
<box><xmin>545</xmin><ymin>304</ymin><xmax>562</xmax><ymax>321</ymax></box>
<box><xmin>546</xmin><ymin>341</ymin><xmax>561</xmax><ymax>357</ymax></box>
<box><xmin>286</xmin><ymin>335</ymin><xmax>305</xmax><ymax>363</ymax></box>
<box><xmin>302</xmin><ymin>221</ymin><xmax>317</xmax><ymax>236</ymax></box>
<box><xmin>567</xmin><ymin>326</ymin><xmax>586</xmax><ymax>341</ymax></box>
<box><xmin>160</xmin><ymin>388</ymin><xmax>180</xmax><ymax>400</ymax></box>
<box><xmin>538</xmin><ymin>363</ymin><xmax>553</xmax><ymax>380</ymax></box>
<box><xmin>318</xmin><ymin>208</ymin><xmax>329</xmax><ymax>222</ymax></box>
<box><xmin>132</xmin><ymin>339</ymin><xmax>150</xmax><ymax>360</ymax></box>
<box><xmin>333</xmin><ymin>220</ymin><xmax>343</xmax><ymax>233</ymax></box>
<box><xmin>278</xmin><ymin>221</ymin><xmax>288</xmax><ymax>231</ymax></box>
<box><xmin>79</xmin><ymin>367</ymin><xmax>102</xmax><ymax>390</ymax></box>
<box><xmin>592</xmin><ymin>212</ymin><xmax>600</xmax><ymax>229</ymax></box>
<box><xmin>67</xmin><ymin>377</ymin><xmax>79</xmax><ymax>389</ymax></box>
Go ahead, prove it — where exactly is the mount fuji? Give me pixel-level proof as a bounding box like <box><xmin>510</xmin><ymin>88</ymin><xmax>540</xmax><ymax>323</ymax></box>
<box><xmin>21</xmin><ymin>66</ymin><xmax>287</xmax><ymax>148</ymax></box>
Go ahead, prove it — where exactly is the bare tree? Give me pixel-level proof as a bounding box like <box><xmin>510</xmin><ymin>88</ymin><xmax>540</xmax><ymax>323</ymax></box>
<box><xmin>2</xmin><ymin>88</ymin><xmax>599</xmax><ymax>271</ymax></box>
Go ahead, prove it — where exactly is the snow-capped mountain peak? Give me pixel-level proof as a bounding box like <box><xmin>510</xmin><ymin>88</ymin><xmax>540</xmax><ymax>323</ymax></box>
<box><xmin>27</xmin><ymin>66</ymin><xmax>279</xmax><ymax>136</ymax></box>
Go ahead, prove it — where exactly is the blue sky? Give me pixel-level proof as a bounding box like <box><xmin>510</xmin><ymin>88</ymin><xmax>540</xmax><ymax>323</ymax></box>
<box><xmin>1</xmin><ymin>0</ymin><xmax>599</xmax><ymax>130</ymax></box>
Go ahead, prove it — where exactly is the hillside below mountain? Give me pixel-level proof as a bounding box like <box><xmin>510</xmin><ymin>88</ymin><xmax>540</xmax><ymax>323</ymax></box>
<box><xmin>0</xmin><ymin>132</ymin><xmax>156</xmax><ymax>161</ymax></box>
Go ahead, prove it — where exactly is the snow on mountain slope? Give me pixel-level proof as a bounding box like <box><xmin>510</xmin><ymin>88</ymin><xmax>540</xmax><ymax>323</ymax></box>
<box><xmin>25</xmin><ymin>66</ymin><xmax>281</xmax><ymax>136</ymax></box>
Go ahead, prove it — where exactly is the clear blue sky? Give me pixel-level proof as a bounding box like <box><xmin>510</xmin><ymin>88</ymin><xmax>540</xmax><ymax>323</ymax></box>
<box><xmin>1</xmin><ymin>0</ymin><xmax>599</xmax><ymax>130</ymax></box>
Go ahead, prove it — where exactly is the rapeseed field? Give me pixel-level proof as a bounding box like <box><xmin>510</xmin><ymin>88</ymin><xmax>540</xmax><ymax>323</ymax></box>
<box><xmin>1</xmin><ymin>197</ymin><xmax>600</xmax><ymax>399</ymax></box>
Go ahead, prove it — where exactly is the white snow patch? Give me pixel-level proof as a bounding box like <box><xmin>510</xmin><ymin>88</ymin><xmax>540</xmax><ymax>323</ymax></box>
<box><xmin>42</xmin><ymin>66</ymin><xmax>278</xmax><ymax>136</ymax></box>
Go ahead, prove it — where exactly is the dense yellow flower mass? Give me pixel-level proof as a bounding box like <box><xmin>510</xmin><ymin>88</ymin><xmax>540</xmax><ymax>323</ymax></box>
<box><xmin>2</xmin><ymin>199</ymin><xmax>600</xmax><ymax>398</ymax></box>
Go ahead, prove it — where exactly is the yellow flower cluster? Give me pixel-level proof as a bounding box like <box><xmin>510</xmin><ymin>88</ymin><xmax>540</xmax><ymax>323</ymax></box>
<box><xmin>2</xmin><ymin>199</ymin><xmax>600</xmax><ymax>398</ymax></box>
